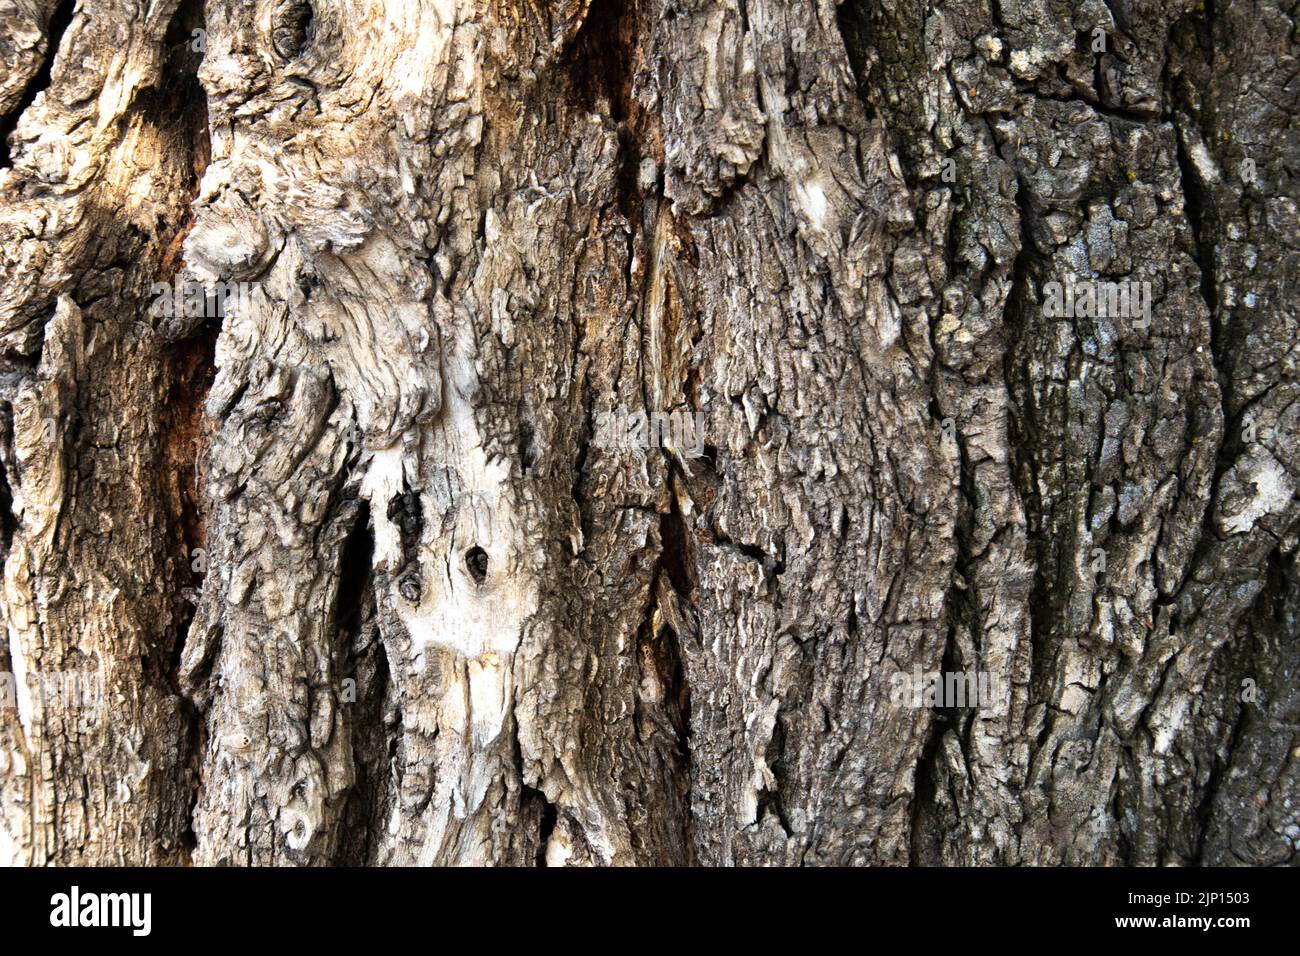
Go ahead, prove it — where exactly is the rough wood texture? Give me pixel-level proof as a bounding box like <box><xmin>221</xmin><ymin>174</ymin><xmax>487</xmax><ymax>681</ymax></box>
<box><xmin>0</xmin><ymin>0</ymin><xmax>1296</xmax><ymax>866</ymax></box>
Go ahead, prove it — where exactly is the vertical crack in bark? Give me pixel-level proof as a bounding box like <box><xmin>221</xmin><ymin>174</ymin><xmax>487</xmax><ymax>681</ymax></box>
<box><xmin>515</xmin><ymin>715</ymin><xmax>558</xmax><ymax>868</ymax></box>
<box><xmin>0</xmin><ymin>413</ymin><xmax>14</xmax><ymax>580</ymax></box>
<box><xmin>1163</xmin><ymin>4</ymin><xmax>1240</xmax><ymax>601</ymax></box>
<box><xmin>1002</xmin><ymin>166</ymin><xmax>1055</xmax><ymax>755</ymax></box>
<box><xmin>1167</xmin><ymin>8</ymin><xmax>1220</xmax><ymax>381</ymax></box>
<box><xmin>153</xmin><ymin>0</ymin><xmax>213</xmax><ymax>289</ymax></box>
<box><xmin>159</xmin><ymin>326</ymin><xmax>217</xmax><ymax>865</ymax></box>
<box><xmin>906</xmin><ymin>629</ymin><xmax>950</xmax><ymax>865</ymax></box>
<box><xmin>516</xmin><ymin>780</ymin><xmax>557</xmax><ymax>867</ymax></box>
<box><xmin>150</xmin><ymin>0</ymin><xmax>216</xmax><ymax>863</ymax></box>
<box><xmin>629</xmin><ymin>467</ymin><xmax>697</xmax><ymax>863</ymax></box>
<box><xmin>161</xmin><ymin>326</ymin><xmax>217</xmax><ymax>667</ymax></box>
<box><xmin>333</xmin><ymin>501</ymin><xmax>391</xmax><ymax>866</ymax></box>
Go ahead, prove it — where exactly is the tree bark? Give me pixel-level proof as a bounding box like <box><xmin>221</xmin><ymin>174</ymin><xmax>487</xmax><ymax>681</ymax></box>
<box><xmin>0</xmin><ymin>0</ymin><xmax>1295</xmax><ymax>866</ymax></box>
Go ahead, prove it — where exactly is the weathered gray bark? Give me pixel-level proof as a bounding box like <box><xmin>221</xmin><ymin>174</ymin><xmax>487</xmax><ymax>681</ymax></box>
<box><xmin>0</xmin><ymin>0</ymin><xmax>1295</xmax><ymax>865</ymax></box>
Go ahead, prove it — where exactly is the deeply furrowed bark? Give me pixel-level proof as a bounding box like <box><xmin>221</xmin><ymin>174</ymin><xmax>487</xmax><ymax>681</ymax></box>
<box><xmin>0</xmin><ymin>0</ymin><xmax>1295</xmax><ymax>866</ymax></box>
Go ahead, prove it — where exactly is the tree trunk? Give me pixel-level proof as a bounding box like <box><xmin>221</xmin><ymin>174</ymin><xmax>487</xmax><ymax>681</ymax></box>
<box><xmin>0</xmin><ymin>0</ymin><xmax>1295</xmax><ymax>866</ymax></box>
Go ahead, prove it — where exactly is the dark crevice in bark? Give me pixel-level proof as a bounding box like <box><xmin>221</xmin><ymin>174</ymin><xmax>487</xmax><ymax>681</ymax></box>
<box><xmin>162</xmin><ymin>326</ymin><xmax>218</xmax><ymax>678</ymax></box>
<box><xmin>563</xmin><ymin>0</ymin><xmax>636</xmax><ymax>125</ymax></box>
<box><xmin>537</xmin><ymin>795</ymin><xmax>558</xmax><ymax>866</ymax></box>
<box><xmin>908</xmin><ymin>607</ymin><xmax>969</xmax><ymax>864</ymax></box>
<box><xmin>0</xmin><ymin>417</ymin><xmax>14</xmax><ymax>579</ymax></box>
<box><xmin>1001</xmin><ymin>164</ymin><xmax>1054</xmax><ymax>752</ymax></box>
<box><xmin>659</xmin><ymin>472</ymin><xmax>696</xmax><ymax>599</ymax></box>
<box><xmin>336</xmin><ymin>500</ymin><xmax>374</xmax><ymax>648</ymax></box>
<box><xmin>516</xmin><ymin>419</ymin><xmax>535</xmax><ymax>475</ymax></box>
<box><xmin>907</xmin><ymin>695</ymin><xmax>945</xmax><ymax>865</ymax></box>
<box><xmin>151</xmin><ymin>0</ymin><xmax>212</xmax><ymax>298</ymax></box>
<box><xmin>1165</xmin><ymin>6</ymin><xmax>1246</xmax><ymax>621</ymax></box>
<box><xmin>150</xmin><ymin>0</ymin><xmax>209</xmax><ymax>126</ymax></box>
<box><xmin>635</xmin><ymin>608</ymin><xmax>696</xmax><ymax>860</ymax></box>
<box><xmin>157</xmin><ymin>316</ymin><xmax>217</xmax><ymax>866</ymax></box>
<box><xmin>1166</xmin><ymin>15</ymin><xmax>1219</xmax><ymax>354</ymax></box>
<box><xmin>510</xmin><ymin>707</ymin><xmax>556</xmax><ymax>866</ymax></box>
<box><xmin>704</xmin><ymin>522</ymin><xmax>785</xmax><ymax>579</ymax></box>
<box><xmin>519</xmin><ymin>780</ymin><xmax>557</xmax><ymax>867</ymax></box>
<box><xmin>757</xmin><ymin>709</ymin><xmax>794</xmax><ymax>838</ymax></box>
<box><xmin>152</xmin><ymin>2</ymin><xmax>216</xmax><ymax>859</ymax></box>
<box><xmin>652</xmin><ymin>614</ymin><xmax>691</xmax><ymax>749</ymax></box>
<box><xmin>835</xmin><ymin>0</ymin><xmax>876</xmax><ymax>121</ymax></box>
<box><xmin>3</xmin><ymin>295</ymin><xmax>57</xmax><ymax>367</ymax></box>
<box><xmin>665</xmin><ymin>509</ymin><xmax>696</xmax><ymax>858</ymax></box>
<box><xmin>0</xmin><ymin>0</ymin><xmax>76</xmax><ymax>170</ymax></box>
<box><xmin>836</xmin><ymin>0</ymin><xmax>931</xmax><ymax>189</ymax></box>
<box><xmin>910</xmin><ymin>395</ymin><xmax>993</xmax><ymax>860</ymax></box>
<box><xmin>335</xmin><ymin>502</ymin><xmax>390</xmax><ymax>866</ymax></box>
<box><xmin>763</xmin><ymin>633</ymin><xmax>818</xmax><ymax>845</ymax></box>
<box><xmin>176</xmin><ymin>709</ymin><xmax>205</xmax><ymax>865</ymax></box>
<box><xmin>627</xmin><ymin>467</ymin><xmax>697</xmax><ymax>862</ymax></box>
<box><xmin>644</xmin><ymin>528</ymin><xmax>693</xmax><ymax>734</ymax></box>
<box><xmin>570</xmin><ymin>371</ymin><xmax>594</xmax><ymax>561</ymax></box>
<box><xmin>1014</xmin><ymin>80</ymin><xmax>1160</xmax><ymax>125</ymax></box>
<box><xmin>163</xmin><ymin>355</ymin><xmax>218</xmax><ymax>864</ymax></box>
<box><xmin>566</xmin><ymin>0</ymin><xmax>651</xmax><ymax>220</ymax></box>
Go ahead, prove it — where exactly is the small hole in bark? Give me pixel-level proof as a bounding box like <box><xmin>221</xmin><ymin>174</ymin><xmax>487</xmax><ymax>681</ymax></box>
<box><xmin>397</xmin><ymin>573</ymin><xmax>421</xmax><ymax>604</ymax></box>
<box><xmin>272</xmin><ymin>0</ymin><xmax>314</xmax><ymax>60</ymax></box>
<box><xmin>465</xmin><ymin>547</ymin><xmax>489</xmax><ymax>583</ymax></box>
<box><xmin>518</xmin><ymin>420</ymin><xmax>536</xmax><ymax>474</ymax></box>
